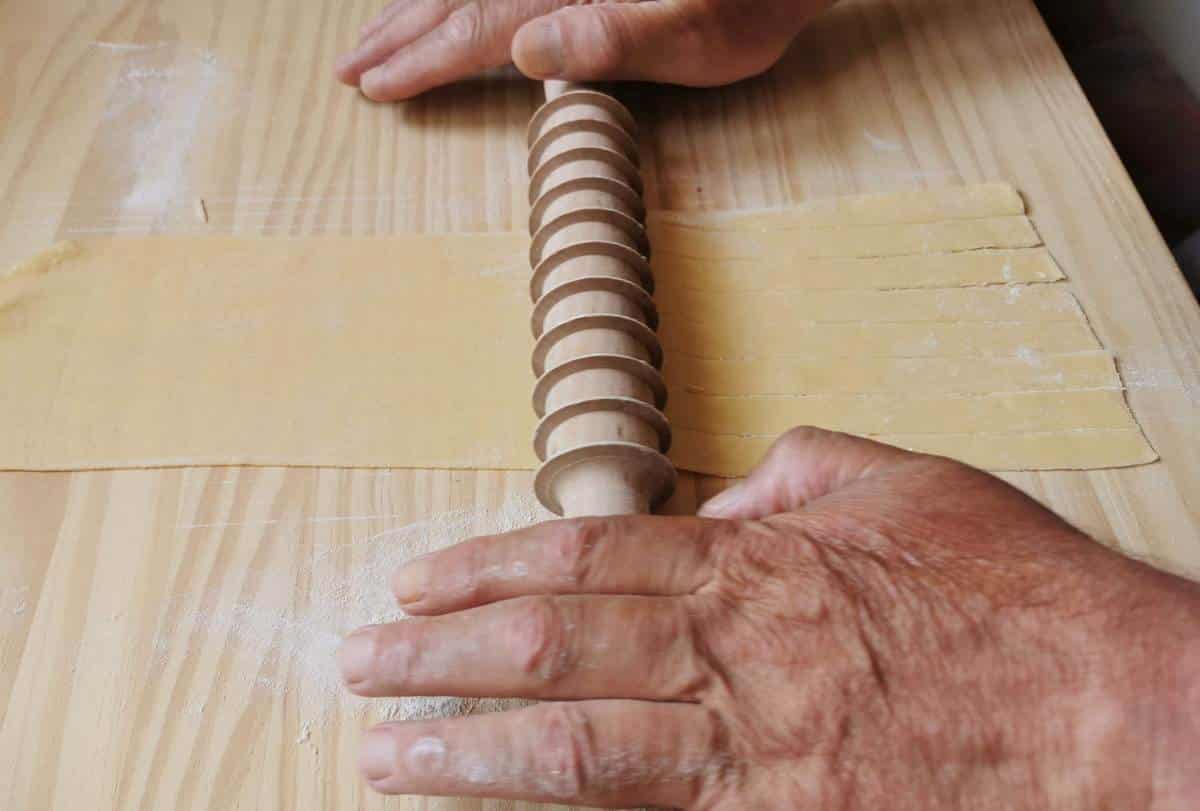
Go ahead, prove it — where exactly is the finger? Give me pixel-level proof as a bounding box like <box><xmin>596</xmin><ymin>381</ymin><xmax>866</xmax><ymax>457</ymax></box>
<box><xmin>359</xmin><ymin>0</ymin><xmax>410</xmax><ymax>40</ymax></box>
<box><xmin>358</xmin><ymin>0</ymin><xmax>565</xmax><ymax>100</ymax></box>
<box><xmin>359</xmin><ymin>699</ymin><xmax>723</xmax><ymax>808</ymax></box>
<box><xmin>341</xmin><ymin>595</ymin><xmax>706</xmax><ymax>701</ymax></box>
<box><xmin>334</xmin><ymin>0</ymin><xmax>457</xmax><ymax>86</ymax></box>
<box><xmin>698</xmin><ymin>427</ymin><xmax>918</xmax><ymax>520</ymax></box>
<box><xmin>513</xmin><ymin>2</ymin><xmax>710</xmax><ymax>83</ymax></box>
<box><xmin>392</xmin><ymin>515</ymin><xmax>715</xmax><ymax>614</ymax></box>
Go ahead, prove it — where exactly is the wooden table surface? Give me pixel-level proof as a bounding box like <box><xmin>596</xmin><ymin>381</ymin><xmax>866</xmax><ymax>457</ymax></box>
<box><xmin>2</xmin><ymin>0</ymin><xmax>1198</xmax><ymax>808</ymax></box>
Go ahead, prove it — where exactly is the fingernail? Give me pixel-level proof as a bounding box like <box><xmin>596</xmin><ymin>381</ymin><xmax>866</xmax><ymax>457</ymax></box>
<box><xmin>360</xmin><ymin>66</ymin><xmax>384</xmax><ymax>97</ymax></box>
<box><xmin>391</xmin><ymin>558</ymin><xmax>429</xmax><ymax>605</ymax></box>
<box><xmin>360</xmin><ymin>727</ymin><xmax>398</xmax><ymax>781</ymax></box>
<box><xmin>697</xmin><ymin>483</ymin><xmax>745</xmax><ymax>517</ymax></box>
<box><xmin>338</xmin><ymin>629</ymin><xmax>376</xmax><ymax>684</ymax></box>
<box><xmin>520</xmin><ymin>19</ymin><xmax>564</xmax><ymax>78</ymax></box>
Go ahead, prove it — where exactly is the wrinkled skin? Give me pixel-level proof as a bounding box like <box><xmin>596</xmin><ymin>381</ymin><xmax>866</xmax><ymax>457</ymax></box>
<box><xmin>335</xmin><ymin>0</ymin><xmax>835</xmax><ymax>100</ymax></box>
<box><xmin>339</xmin><ymin>428</ymin><xmax>1200</xmax><ymax>808</ymax></box>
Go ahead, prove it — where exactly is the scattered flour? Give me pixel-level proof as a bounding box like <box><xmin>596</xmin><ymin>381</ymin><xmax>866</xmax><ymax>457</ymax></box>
<box><xmin>155</xmin><ymin>495</ymin><xmax>542</xmax><ymax>729</ymax></box>
<box><xmin>92</xmin><ymin>41</ymin><xmax>171</xmax><ymax>53</ymax></box>
<box><xmin>91</xmin><ymin>44</ymin><xmax>225</xmax><ymax>224</ymax></box>
<box><xmin>915</xmin><ymin>332</ymin><xmax>940</xmax><ymax>354</ymax></box>
<box><xmin>407</xmin><ymin>736</ymin><xmax>448</xmax><ymax>770</ymax></box>
<box><xmin>2</xmin><ymin>584</ymin><xmax>30</xmax><ymax>617</ymax></box>
<box><xmin>1121</xmin><ymin>365</ymin><xmax>1197</xmax><ymax>397</ymax></box>
<box><xmin>862</xmin><ymin>129</ymin><xmax>904</xmax><ymax>154</ymax></box>
<box><xmin>1015</xmin><ymin>346</ymin><xmax>1044</xmax><ymax>368</ymax></box>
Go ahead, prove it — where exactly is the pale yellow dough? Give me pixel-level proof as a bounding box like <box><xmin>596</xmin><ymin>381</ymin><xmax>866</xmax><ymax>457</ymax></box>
<box><xmin>650</xmin><ymin>216</ymin><xmax>1041</xmax><ymax>259</ymax></box>
<box><xmin>649</xmin><ymin>182</ymin><xmax>1027</xmax><ymax>228</ymax></box>
<box><xmin>0</xmin><ymin>183</ymin><xmax>1155</xmax><ymax>475</ymax></box>
<box><xmin>673</xmin><ymin>428</ymin><xmax>1155</xmax><ymax>476</ymax></box>
<box><xmin>655</xmin><ymin>248</ymin><xmax>1064</xmax><ymax>291</ymax></box>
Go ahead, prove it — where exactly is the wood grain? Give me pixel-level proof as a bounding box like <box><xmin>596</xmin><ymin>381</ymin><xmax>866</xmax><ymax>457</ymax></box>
<box><xmin>1</xmin><ymin>0</ymin><xmax>1198</xmax><ymax>808</ymax></box>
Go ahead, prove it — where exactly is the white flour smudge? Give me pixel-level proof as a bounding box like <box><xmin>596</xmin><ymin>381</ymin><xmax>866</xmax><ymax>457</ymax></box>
<box><xmin>407</xmin><ymin>736</ymin><xmax>448</xmax><ymax>770</ymax></box>
<box><xmin>1120</xmin><ymin>365</ymin><xmax>1199</xmax><ymax>399</ymax></box>
<box><xmin>155</xmin><ymin>496</ymin><xmax>542</xmax><ymax>728</ymax></box>
<box><xmin>2</xmin><ymin>584</ymin><xmax>30</xmax><ymax>618</ymax></box>
<box><xmin>1016</xmin><ymin>346</ymin><xmax>1044</xmax><ymax>368</ymax></box>
<box><xmin>100</xmin><ymin>46</ymin><xmax>225</xmax><ymax>221</ymax></box>
<box><xmin>862</xmin><ymin>129</ymin><xmax>904</xmax><ymax>154</ymax></box>
<box><xmin>92</xmin><ymin>41</ymin><xmax>171</xmax><ymax>53</ymax></box>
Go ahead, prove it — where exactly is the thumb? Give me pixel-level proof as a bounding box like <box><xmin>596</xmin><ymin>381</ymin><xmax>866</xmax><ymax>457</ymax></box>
<box><xmin>697</xmin><ymin>427</ymin><xmax>917</xmax><ymax>520</ymax></box>
<box><xmin>512</xmin><ymin>2</ymin><xmax>713</xmax><ymax>84</ymax></box>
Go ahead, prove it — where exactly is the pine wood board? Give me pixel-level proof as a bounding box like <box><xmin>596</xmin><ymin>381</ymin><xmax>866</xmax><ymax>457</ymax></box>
<box><xmin>1</xmin><ymin>0</ymin><xmax>1198</xmax><ymax>809</ymax></box>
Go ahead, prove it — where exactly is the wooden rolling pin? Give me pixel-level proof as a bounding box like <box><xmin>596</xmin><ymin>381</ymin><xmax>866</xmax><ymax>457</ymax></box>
<box><xmin>527</xmin><ymin>80</ymin><xmax>676</xmax><ymax>517</ymax></box>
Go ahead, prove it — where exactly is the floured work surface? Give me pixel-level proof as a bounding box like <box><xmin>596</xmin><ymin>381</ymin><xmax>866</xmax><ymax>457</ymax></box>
<box><xmin>0</xmin><ymin>184</ymin><xmax>1155</xmax><ymax>476</ymax></box>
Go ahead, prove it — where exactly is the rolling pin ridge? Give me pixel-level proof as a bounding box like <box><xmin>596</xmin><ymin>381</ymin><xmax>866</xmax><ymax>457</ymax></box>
<box><xmin>528</xmin><ymin>206</ymin><xmax>650</xmax><ymax>267</ymax></box>
<box><xmin>528</xmin><ymin>175</ymin><xmax>646</xmax><ymax>234</ymax></box>
<box><xmin>528</xmin><ymin>147</ymin><xmax>644</xmax><ymax>203</ymax></box>
<box><xmin>530</xmin><ymin>276</ymin><xmax>659</xmax><ymax>337</ymax></box>
<box><xmin>530</xmin><ymin>240</ymin><xmax>654</xmax><ymax>299</ymax></box>
<box><xmin>532</xmin><ymin>353</ymin><xmax>669</xmax><ymax>416</ymax></box>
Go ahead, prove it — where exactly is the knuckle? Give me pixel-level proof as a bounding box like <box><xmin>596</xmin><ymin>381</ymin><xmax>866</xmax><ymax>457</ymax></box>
<box><xmin>511</xmin><ymin>596</ymin><xmax>574</xmax><ymax>682</ymax></box>
<box><xmin>532</xmin><ymin>703</ymin><xmax>599</xmax><ymax>799</ymax></box>
<box><xmin>774</xmin><ymin>425</ymin><xmax>825</xmax><ymax>455</ymax></box>
<box><xmin>896</xmin><ymin>452</ymin><xmax>983</xmax><ymax>498</ymax></box>
<box><xmin>673</xmin><ymin>6</ymin><xmax>724</xmax><ymax>55</ymax></box>
<box><xmin>442</xmin><ymin>2</ymin><xmax>485</xmax><ymax>46</ymax></box>
<box><xmin>698</xmin><ymin>514</ymin><xmax>740</xmax><ymax>556</ymax></box>
<box><xmin>548</xmin><ymin>517</ymin><xmax>610</xmax><ymax>588</ymax></box>
<box><xmin>715</xmin><ymin>518</ymin><xmax>830</xmax><ymax>601</ymax></box>
<box><xmin>376</xmin><ymin>626</ymin><xmax>422</xmax><ymax>688</ymax></box>
<box><xmin>455</xmin><ymin>541</ymin><xmax>490</xmax><ymax>600</ymax></box>
<box><xmin>921</xmin><ymin>452</ymin><xmax>972</xmax><ymax>481</ymax></box>
<box><xmin>578</xmin><ymin>8</ymin><xmax>632</xmax><ymax>74</ymax></box>
<box><xmin>665</xmin><ymin>604</ymin><xmax>714</xmax><ymax>698</ymax></box>
<box><xmin>697</xmin><ymin>518</ymin><xmax>751</xmax><ymax>584</ymax></box>
<box><xmin>689</xmin><ymin>708</ymin><xmax>740</xmax><ymax>807</ymax></box>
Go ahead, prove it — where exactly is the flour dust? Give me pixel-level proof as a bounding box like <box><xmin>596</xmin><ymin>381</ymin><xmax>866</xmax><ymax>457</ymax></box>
<box><xmin>155</xmin><ymin>495</ymin><xmax>542</xmax><ymax>728</ymax></box>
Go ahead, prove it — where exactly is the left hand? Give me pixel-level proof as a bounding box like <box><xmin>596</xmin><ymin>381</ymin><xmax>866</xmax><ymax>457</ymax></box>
<box><xmin>335</xmin><ymin>0</ymin><xmax>831</xmax><ymax>101</ymax></box>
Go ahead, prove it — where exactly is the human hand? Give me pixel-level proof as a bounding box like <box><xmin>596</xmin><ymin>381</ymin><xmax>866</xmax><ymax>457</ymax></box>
<box><xmin>335</xmin><ymin>0</ymin><xmax>835</xmax><ymax>101</ymax></box>
<box><xmin>338</xmin><ymin>428</ymin><xmax>1200</xmax><ymax>808</ymax></box>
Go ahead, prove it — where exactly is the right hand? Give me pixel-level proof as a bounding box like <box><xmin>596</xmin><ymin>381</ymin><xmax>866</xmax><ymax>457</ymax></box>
<box><xmin>339</xmin><ymin>428</ymin><xmax>1200</xmax><ymax>808</ymax></box>
<box><xmin>335</xmin><ymin>0</ymin><xmax>836</xmax><ymax>101</ymax></box>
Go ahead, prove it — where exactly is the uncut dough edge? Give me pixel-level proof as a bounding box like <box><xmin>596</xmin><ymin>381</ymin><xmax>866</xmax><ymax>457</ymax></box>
<box><xmin>0</xmin><ymin>235</ymin><xmax>542</xmax><ymax>472</ymax></box>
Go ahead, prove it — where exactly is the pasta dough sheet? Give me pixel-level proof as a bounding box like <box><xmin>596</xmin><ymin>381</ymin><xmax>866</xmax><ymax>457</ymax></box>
<box><xmin>1</xmin><ymin>237</ymin><xmax>536</xmax><ymax>470</ymax></box>
<box><xmin>648</xmin><ymin>182</ymin><xmax>1027</xmax><ymax>228</ymax></box>
<box><xmin>650</xmin><ymin>216</ymin><xmax>1041</xmax><ymax>260</ymax></box>
<box><xmin>654</xmin><ymin>248</ymin><xmax>1064</xmax><ymax>291</ymax></box>
<box><xmin>0</xmin><ymin>183</ymin><xmax>1155</xmax><ymax>475</ymax></box>
<box><xmin>672</xmin><ymin>428</ymin><xmax>1155</xmax><ymax>475</ymax></box>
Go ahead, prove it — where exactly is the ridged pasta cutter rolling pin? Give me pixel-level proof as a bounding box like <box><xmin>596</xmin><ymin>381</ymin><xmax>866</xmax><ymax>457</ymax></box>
<box><xmin>527</xmin><ymin>80</ymin><xmax>676</xmax><ymax>518</ymax></box>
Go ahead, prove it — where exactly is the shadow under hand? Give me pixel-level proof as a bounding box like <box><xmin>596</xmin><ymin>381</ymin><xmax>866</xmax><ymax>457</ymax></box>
<box><xmin>387</xmin><ymin>65</ymin><xmax>541</xmax><ymax>136</ymax></box>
